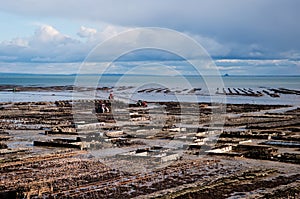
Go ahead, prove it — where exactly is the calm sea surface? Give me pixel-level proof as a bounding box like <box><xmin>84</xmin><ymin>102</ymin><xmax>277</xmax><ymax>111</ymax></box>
<box><xmin>1</xmin><ymin>74</ymin><xmax>299</xmax><ymax>88</ymax></box>
<box><xmin>0</xmin><ymin>74</ymin><xmax>299</xmax><ymax>104</ymax></box>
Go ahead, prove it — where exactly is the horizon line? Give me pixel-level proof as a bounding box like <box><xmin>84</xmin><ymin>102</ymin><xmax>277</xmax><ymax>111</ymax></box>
<box><xmin>0</xmin><ymin>72</ymin><xmax>300</xmax><ymax>77</ymax></box>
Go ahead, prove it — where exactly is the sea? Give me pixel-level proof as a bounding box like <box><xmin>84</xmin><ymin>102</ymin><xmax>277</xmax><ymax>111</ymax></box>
<box><xmin>0</xmin><ymin>73</ymin><xmax>299</xmax><ymax>105</ymax></box>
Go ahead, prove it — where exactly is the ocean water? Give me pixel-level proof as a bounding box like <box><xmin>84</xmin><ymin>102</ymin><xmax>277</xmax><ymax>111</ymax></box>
<box><xmin>1</xmin><ymin>74</ymin><xmax>299</xmax><ymax>89</ymax></box>
<box><xmin>0</xmin><ymin>74</ymin><xmax>299</xmax><ymax>105</ymax></box>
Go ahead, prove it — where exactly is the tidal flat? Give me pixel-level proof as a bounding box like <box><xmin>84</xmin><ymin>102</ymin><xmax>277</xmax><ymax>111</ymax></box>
<box><xmin>0</xmin><ymin>94</ymin><xmax>299</xmax><ymax>198</ymax></box>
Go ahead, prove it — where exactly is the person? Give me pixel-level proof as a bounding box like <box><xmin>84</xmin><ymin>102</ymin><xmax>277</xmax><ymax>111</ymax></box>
<box><xmin>108</xmin><ymin>92</ymin><xmax>114</xmax><ymax>100</ymax></box>
<box><xmin>136</xmin><ymin>100</ymin><xmax>147</xmax><ymax>107</ymax></box>
<box><xmin>137</xmin><ymin>100</ymin><xmax>142</xmax><ymax>106</ymax></box>
<box><xmin>95</xmin><ymin>101</ymin><xmax>102</xmax><ymax>113</ymax></box>
<box><xmin>102</xmin><ymin>104</ymin><xmax>109</xmax><ymax>113</ymax></box>
<box><xmin>141</xmin><ymin>101</ymin><xmax>147</xmax><ymax>107</ymax></box>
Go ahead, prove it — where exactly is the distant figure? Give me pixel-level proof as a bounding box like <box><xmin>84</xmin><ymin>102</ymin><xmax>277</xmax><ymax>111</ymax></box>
<box><xmin>108</xmin><ymin>92</ymin><xmax>114</xmax><ymax>100</ymax></box>
<box><xmin>136</xmin><ymin>100</ymin><xmax>147</xmax><ymax>107</ymax></box>
<box><xmin>141</xmin><ymin>101</ymin><xmax>147</xmax><ymax>107</ymax></box>
<box><xmin>137</xmin><ymin>100</ymin><xmax>143</xmax><ymax>107</ymax></box>
<box><xmin>101</xmin><ymin>104</ymin><xmax>110</xmax><ymax>113</ymax></box>
<box><xmin>95</xmin><ymin>101</ymin><xmax>109</xmax><ymax>113</ymax></box>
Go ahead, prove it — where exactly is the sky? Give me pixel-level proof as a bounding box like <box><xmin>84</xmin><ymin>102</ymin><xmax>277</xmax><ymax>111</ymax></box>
<box><xmin>0</xmin><ymin>0</ymin><xmax>299</xmax><ymax>75</ymax></box>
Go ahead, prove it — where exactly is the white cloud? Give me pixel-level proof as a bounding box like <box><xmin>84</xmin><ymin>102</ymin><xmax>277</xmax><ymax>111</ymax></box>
<box><xmin>0</xmin><ymin>24</ymin><xmax>231</xmax><ymax>64</ymax></box>
<box><xmin>215</xmin><ymin>59</ymin><xmax>300</xmax><ymax>67</ymax></box>
<box><xmin>214</xmin><ymin>59</ymin><xmax>300</xmax><ymax>75</ymax></box>
<box><xmin>0</xmin><ymin>22</ymin><xmax>298</xmax><ymax>75</ymax></box>
<box><xmin>3</xmin><ymin>38</ymin><xmax>28</xmax><ymax>47</ymax></box>
<box><xmin>217</xmin><ymin>66</ymin><xmax>241</xmax><ymax>70</ymax></box>
<box><xmin>99</xmin><ymin>25</ymin><xmax>122</xmax><ymax>39</ymax></box>
<box><xmin>39</xmin><ymin>25</ymin><xmax>79</xmax><ymax>45</ymax></box>
<box><xmin>280</xmin><ymin>50</ymin><xmax>300</xmax><ymax>60</ymax></box>
<box><xmin>77</xmin><ymin>26</ymin><xmax>97</xmax><ymax>38</ymax></box>
<box><xmin>0</xmin><ymin>62</ymin><xmax>81</xmax><ymax>74</ymax></box>
<box><xmin>0</xmin><ymin>24</ymin><xmax>83</xmax><ymax>62</ymax></box>
<box><xmin>34</xmin><ymin>25</ymin><xmax>64</xmax><ymax>42</ymax></box>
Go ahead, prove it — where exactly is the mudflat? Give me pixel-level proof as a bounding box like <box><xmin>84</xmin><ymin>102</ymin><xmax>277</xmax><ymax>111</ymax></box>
<box><xmin>0</xmin><ymin>99</ymin><xmax>299</xmax><ymax>198</ymax></box>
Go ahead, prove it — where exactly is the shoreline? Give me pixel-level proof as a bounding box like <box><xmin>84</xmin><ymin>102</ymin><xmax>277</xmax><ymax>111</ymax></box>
<box><xmin>0</xmin><ymin>85</ymin><xmax>299</xmax><ymax>105</ymax></box>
